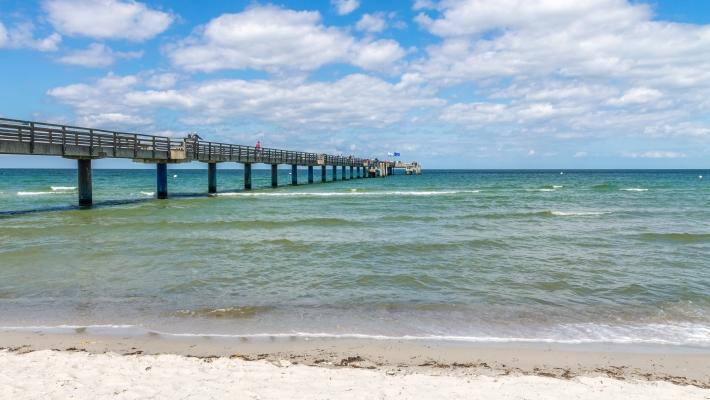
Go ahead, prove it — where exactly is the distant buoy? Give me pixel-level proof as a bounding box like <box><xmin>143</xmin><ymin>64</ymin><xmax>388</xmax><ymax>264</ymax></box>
<box><xmin>560</xmin><ymin>171</ymin><xmax>564</xmax><ymax>175</ymax></box>
<box><xmin>700</xmin><ymin>175</ymin><xmax>704</xmax><ymax>179</ymax></box>
<box><xmin>173</xmin><ymin>174</ymin><xmax>178</xmax><ymax>178</ymax></box>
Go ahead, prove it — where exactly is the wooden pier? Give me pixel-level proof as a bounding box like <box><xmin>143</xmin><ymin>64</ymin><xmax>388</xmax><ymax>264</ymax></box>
<box><xmin>0</xmin><ymin>118</ymin><xmax>420</xmax><ymax>206</ymax></box>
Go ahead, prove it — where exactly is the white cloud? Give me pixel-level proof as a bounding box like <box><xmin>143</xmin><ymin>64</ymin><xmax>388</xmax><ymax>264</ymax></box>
<box><xmin>58</xmin><ymin>43</ymin><xmax>142</xmax><ymax>67</ymax></box>
<box><xmin>410</xmin><ymin>0</ymin><xmax>710</xmax><ymax>144</ymax></box>
<box><xmin>331</xmin><ymin>0</ymin><xmax>359</xmax><ymax>16</ymax></box>
<box><xmin>623</xmin><ymin>151</ymin><xmax>687</xmax><ymax>159</ymax></box>
<box><xmin>0</xmin><ymin>23</ymin><xmax>8</xmax><ymax>46</ymax></box>
<box><xmin>47</xmin><ymin>72</ymin><xmax>441</xmax><ymax>129</ymax></box>
<box><xmin>167</xmin><ymin>5</ymin><xmax>405</xmax><ymax>73</ymax></box>
<box><xmin>608</xmin><ymin>87</ymin><xmax>663</xmax><ymax>106</ymax></box>
<box><xmin>145</xmin><ymin>73</ymin><xmax>180</xmax><ymax>89</ymax></box>
<box><xmin>356</xmin><ymin>13</ymin><xmax>387</xmax><ymax>33</ymax></box>
<box><xmin>0</xmin><ymin>22</ymin><xmax>61</xmax><ymax>51</ymax></box>
<box><xmin>43</xmin><ymin>0</ymin><xmax>173</xmax><ymax>41</ymax></box>
<box><xmin>574</xmin><ymin>151</ymin><xmax>587</xmax><ymax>158</ymax></box>
<box><xmin>350</xmin><ymin>40</ymin><xmax>406</xmax><ymax>72</ymax></box>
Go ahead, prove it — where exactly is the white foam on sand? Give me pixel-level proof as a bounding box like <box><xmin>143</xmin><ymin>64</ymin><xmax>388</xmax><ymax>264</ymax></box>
<box><xmin>0</xmin><ymin>350</ymin><xmax>707</xmax><ymax>399</ymax></box>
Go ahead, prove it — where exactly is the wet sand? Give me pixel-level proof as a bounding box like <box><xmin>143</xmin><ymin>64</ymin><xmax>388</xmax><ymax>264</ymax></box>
<box><xmin>1</xmin><ymin>330</ymin><xmax>708</xmax><ymax>395</ymax></box>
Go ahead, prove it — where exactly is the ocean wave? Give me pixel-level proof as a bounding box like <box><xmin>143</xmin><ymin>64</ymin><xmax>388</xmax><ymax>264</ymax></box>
<box><xmin>174</xmin><ymin>306</ymin><xmax>274</xmax><ymax>319</ymax></box>
<box><xmin>50</xmin><ymin>186</ymin><xmax>76</xmax><ymax>191</ymax></box>
<box><xmin>217</xmin><ymin>190</ymin><xmax>480</xmax><ymax>198</ymax></box>
<box><xmin>547</xmin><ymin>211</ymin><xmax>612</xmax><ymax>217</ymax></box>
<box><xmin>140</xmin><ymin>191</ymin><xmax>155</xmax><ymax>196</ymax></box>
<box><xmin>636</xmin><ymin>233</ymin><xmax>710</xmax><ymax>243</ymax></box>
<box><xmin>2</xmin><ymin>323</ymin><xmax>709</xmax><ymax>347</ymax></box>
<box><xmin>620</xmin><ymin>188</ymin><xmax>649</xmax><ymax>192</ymax></box>
<box><xmin>17</xmin><ymin>191</ymin><xmax>62</xmax><ymax>196</ymax></box>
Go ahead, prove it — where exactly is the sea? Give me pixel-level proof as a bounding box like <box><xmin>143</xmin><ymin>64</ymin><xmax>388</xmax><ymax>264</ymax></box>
<box><xmin>0</xmin><ymin>168</ymin><xmax>708</xmax><ymax>348</ymax></box>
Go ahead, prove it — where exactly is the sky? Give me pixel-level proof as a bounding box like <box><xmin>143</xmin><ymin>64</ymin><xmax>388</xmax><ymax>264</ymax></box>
<box><xmin>1</xmin><ymin>0</ymin><xmax>710</xmax><ymax>169</ymax></box>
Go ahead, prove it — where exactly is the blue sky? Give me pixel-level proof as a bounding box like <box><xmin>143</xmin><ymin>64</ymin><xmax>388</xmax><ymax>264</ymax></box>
<box><xmin>1</xmin><ymin>0</ymin><xmax>710</xmax><ymax>169</ymax></box>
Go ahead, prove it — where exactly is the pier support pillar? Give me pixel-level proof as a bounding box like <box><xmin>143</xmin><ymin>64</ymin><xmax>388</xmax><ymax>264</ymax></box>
<box><xmin>350</xmin><ymin>166</ymin><xmax>354</xmax><ymax>180</ymax></box>
<box><xmin>321</xmin><ymin>165</ymin><xmax>327</xmax><ymax>182</ymax></box>
<box><xmin>244</xmin><ymin>163</ymin><xmax>252</xmax><ymax>190</ymax></box>
<box><xmin>332</xmin><ymin>165</ymin><xmax>337</xmax><ymax>181</ymax></box>
<box><xmin>208</xmin><ymin>162</ymin><xmax>217</xmax><ymax>194</ymax></box>
<box><xmin>291</xmin><ymin>164</ymin><xmax>298</xmax><ymax>185</ymax></box>
<box><xmin>342</xmin><ymin>165</ymin><xmax>347</xmax><ymax>180</ymax></box>
<box><xmin>77</xmin><ymin>158</ymin><xmax>92</xmax><ymax>207</ymax></box>
<box><xmin>157</xmin><ymin>162</ymin><xmax>168</xmax><ymax>199</ymax></box>
<box><xmin>308</xmin><ymin>166</ymin><xmax>314</xmax><ymax>183</ymax></box>
<box><xmin>271</xmin><ymin>164</ymin><xmax>278</xmax><ymax>188</ymax></box>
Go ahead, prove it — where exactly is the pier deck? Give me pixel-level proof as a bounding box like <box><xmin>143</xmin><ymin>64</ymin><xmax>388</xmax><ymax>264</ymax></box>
<box><xmin>0</xmin><ymin>118</ymin><xmax>420</xmax><ymax>206</ymax></box>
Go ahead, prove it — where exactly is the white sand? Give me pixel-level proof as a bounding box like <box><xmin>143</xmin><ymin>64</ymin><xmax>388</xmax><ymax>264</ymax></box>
<box><xmin>0</xmin><ymin>350</ymin><xmax>707</xmax><ymax>399</ymax></box>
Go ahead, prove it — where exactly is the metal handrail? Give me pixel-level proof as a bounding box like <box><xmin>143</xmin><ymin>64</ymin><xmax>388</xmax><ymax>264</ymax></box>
<box><xmin>0</xmin><ymin>117</ymin><xmax>371</xmax><ymax>166</ymax></box>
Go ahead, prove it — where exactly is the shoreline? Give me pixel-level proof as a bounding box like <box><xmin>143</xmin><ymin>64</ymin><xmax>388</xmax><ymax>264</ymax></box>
<box><xmin>1</xmin><ymin>331</ymin><xmax>708</xmax><ymax>389</ymax></box>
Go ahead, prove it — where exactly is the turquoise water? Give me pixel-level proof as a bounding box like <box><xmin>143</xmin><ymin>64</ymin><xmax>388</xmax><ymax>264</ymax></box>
<box><xmin>1</xmin><ymin>168</ymin><xmax>709</xmax><ymax>346</ymax></box>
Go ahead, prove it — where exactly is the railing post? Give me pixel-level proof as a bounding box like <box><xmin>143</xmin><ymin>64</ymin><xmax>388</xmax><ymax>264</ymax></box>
<box><xmin>29</xmin><ymin>122</ymin><xmax>35</xmax><ymax>154</ymax></box>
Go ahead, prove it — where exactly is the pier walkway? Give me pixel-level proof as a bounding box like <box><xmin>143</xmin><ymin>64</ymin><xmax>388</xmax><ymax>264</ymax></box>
<box><xmin>0</xmin><ymin>118</ymin><xmax>419</xmax><ymax>206</ymax></box>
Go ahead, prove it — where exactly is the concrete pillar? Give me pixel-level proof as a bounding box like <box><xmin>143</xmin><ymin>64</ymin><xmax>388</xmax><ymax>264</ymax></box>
<box><xmin>208</xmin><ymin>162</ymin><xmax>217</xmax><ymax>194</ymax></box>
<box><xmin>157</xmin><ymin>162</ymin><xmax>168</xmax><ymax>199</ymax></box>
<box><xmin>271</xmin><ymin>164</ymin><xmax>278</xmax><ymax>188</ymax></box>
<box><xmin>342</xmin><ymin>165</ymin><xmax>347</xmax><ymax>180</ymax></box>
<box><xmin>291</xmin><ymin>164</ymin><xmax>298</xmax><ymax>185</ymax></box>
<box><xmin>321</xmin><ymin>165</ymin><xmax>327</xmax><ymax>182</ymax></box>
<box><xmin>244</xmin><ymin>163</ymin><xmax>252</xmax><ymax>190</ymax></box>
<box><xmin>332</xmin><ymin>165</ymin><xmax>337</xmax><ymax>181</ymax></box>
<box><xmin>77</xmin><ymin>158</ymin><xmax>92</xmax><ymax>207</ymax></box>
<box><xmin>350</xmin><ymin>166</ymin><xmax>354</xmax><ymax>180</ymax></box>
<box><xmin>308</xmin><ymin>166</ymin><xmax>314</xmax><ymax>183</ymax></box>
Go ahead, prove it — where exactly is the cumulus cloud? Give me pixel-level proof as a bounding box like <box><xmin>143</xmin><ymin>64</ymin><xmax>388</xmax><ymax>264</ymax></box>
<box><xmin>58</xmin><ymin>43</ymin><xmax>142</xmax><ymax>67</ymax></box>
<box><xmin>43</xmin><ymin>0</ymin><xmax>173</xmax><ymax>41</ymax></box>
<box><xmin>331</xmin><ymin>0</ymin><xmax>359</xmax><ymax>16</ymax></box>
<box><xmin>356</xmin><ymin>13</ymin><xmax>387</xmax><ymax>33</ymax></box>
<box><xmin>47</xmin><ymin>72</ymin><xmax>441</xmax><ymax>129</ymax></box>
<box><xmin>167</xmin><ymin>5</ymin><xmax>405</xmax><ymax>73</ymax></box>
<box><xmin>608</xmin><ymin>87</ymin><xmax>663</xmax><ymax>106</ymax></box>
<box><xmin>0</xmin><ymin>22</ymin><xmax>61</xmax><ymax>51</ymax></box>
<box><xmin>410</xmin><ymin>0</ymin><xmax>710</xmax><ymax>144</ymax></box>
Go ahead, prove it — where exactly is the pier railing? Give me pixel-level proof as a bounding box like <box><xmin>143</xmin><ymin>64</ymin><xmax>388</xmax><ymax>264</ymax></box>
<box><xmin>0</xmin><ymin>118</ymin><xmax>368</xmax><ymax>167</ymax></box>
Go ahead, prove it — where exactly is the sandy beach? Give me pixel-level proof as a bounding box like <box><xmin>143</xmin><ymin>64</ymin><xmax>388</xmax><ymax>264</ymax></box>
<box><xmin>1</xmin><ymin>331</ymin><xmax>708</xmax><ymax>399</ymax></box>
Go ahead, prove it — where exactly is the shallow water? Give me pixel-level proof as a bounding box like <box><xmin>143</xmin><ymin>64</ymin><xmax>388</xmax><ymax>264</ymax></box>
<box><xmin>1</xmin><ymin>169</ymin><xmax>709</xmax><ymax>347</ymax></box>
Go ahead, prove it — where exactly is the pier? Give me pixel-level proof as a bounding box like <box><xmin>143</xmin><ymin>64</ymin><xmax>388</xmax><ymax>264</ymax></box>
<box><xmin>0</xmin><ymin>118</ymin><xmax>420</xmax><ymax>206</ymax></box>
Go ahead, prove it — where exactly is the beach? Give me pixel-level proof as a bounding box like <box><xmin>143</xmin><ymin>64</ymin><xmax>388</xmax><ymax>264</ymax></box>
<box><xmin>1</xmin><ymin>331</ymin><xmax>709</xmax><ymax>399</ymax></box>
<box><xmin>1</xmin><ymin>169</ymin><xmax>709</xmax><ymax>398</ymax></box>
